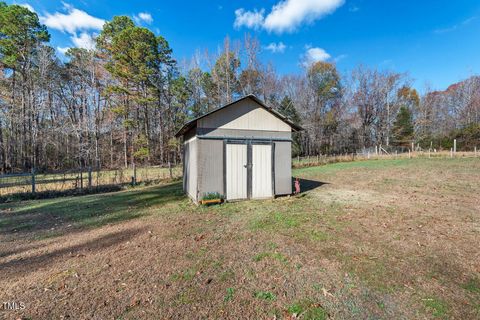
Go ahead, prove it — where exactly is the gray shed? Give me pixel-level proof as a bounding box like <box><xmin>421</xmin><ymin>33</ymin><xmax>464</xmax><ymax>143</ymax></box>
<box><xmin>175</xmin><ymin>95</ymin><xmax>302</xmax><ymax>203</ymax></box>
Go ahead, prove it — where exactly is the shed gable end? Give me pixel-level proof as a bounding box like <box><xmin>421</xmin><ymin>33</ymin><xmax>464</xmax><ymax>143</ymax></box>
<box><xmin>197</xmin><ymin>99</ymin><xmax>291</xmax><ymax>132</ymax></box>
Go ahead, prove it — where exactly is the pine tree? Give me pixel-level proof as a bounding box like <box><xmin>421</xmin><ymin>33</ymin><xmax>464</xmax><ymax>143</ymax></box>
<box><xmin>278</xmin><ymin>96</ymin><xmax>302</xmax><ymax>156</ymax></box>
<box><xmin>392</xmin><ymin>105</ymin><xmax>414</xmax><ymax>147</ymax></box>
<box><xmin>278</xmin><ymin>96</ymin><xmax>301</xmax><ymax>125</ymax></box>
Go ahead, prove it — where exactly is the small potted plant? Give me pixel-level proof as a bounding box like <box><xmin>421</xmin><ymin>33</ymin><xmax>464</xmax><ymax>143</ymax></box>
<box><xmin>200</xmin><ymin>192</ymin><xmax>224</xmax><ymax>205</ymax></box>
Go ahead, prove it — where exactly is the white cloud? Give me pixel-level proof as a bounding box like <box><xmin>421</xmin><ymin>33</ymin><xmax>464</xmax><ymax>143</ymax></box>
<box><xmin>334</xmin><ymin>54</ymin><xmax>347</xmax><ymax>63</ymax></box>
<box><xmin>234</xmin><ymin>8</ymin><xmax>265</xmax><ymax>30</ymax></box>
<box><xmin>303</xmin><ymin>47</ymin><xmax>331</xmax><ymax>65</ymax></box>
<box><xmin>71</xmin><ymin>32</ymin><xmax>96</xmax><ymax>50</ymax></box>
<box><xmin>56</xmin><ymin>32</ymin><xmax>96</xmax><ymax>54</ymax></box>
<box><xmin>265</xmin><ymin>42</ymin><xmax>287</xmax><ymax>53</ymax></box>
<box><xmin>40</xmin><ymin>4</ymin><xmax>103</xmax><ymax>51</ymax></box>
<box><xmin>134</xmin><ymin>12</ymin><xmax>153</xmax><ymax>24</ymax></box>
<box><xmin>57</xmin><ymin>46</ymin><xmax>70</xmax><ymax>55</ymax></box>
<box><xmin>18</xmin><ymin>3</ymin><xmax>35</xmax><ymax>12</ymax></box>
<box><xmin>40</xmin><ymin>4</ymin><xmax>105</xmax><ymax>34</ymax></box>
<box><xmin>234</xmin><ymin>0</ymin><xmax>344</xmax><ymax>33</ymax></box>
<box><xmin>265</xmin><ymin>0</ymin><xmax>345</xmax><ymax>32</ymax></box>
<box><xmin>434</xmin><ymin>16</ymin><xmax>477</xmax><ymax>34</ymax></box>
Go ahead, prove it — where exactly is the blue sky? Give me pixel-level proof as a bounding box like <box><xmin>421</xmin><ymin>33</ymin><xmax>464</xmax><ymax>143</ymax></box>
<box><xmin>9</xmin><ymin>0</ymin><xmax>480</xmax><ymax>91</ymax></box>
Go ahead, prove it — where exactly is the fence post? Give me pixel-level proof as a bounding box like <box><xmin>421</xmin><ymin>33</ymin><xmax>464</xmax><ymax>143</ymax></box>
<box><xmin>453</xmin><ymin>139</ymin><xmax>457</xmax><ymax>154</ymax></box>
<box><xmin>450</xmin><ymin>148</ymin><xmax>453</xmax><ymax>158</ymax></box>
<box><xmin>31</xmin><ymin>168</ymin><xmax>36</xmax><ymax>194</ymax></box>
<box><xmin>133</xmin><ymin>163</ymin><xmax>137</xmax><ymax>185</ymax></box>
<box><xmin>80</xmin><ymin>167</ymin><xmax>83</xmax><ymax>190</ymax></box>
<box><xmin>169</xmin><ymin>162</ymin><xmax>173</xmax><ymax>179</ymax></box>
<box><xmin>88</xmin><ymin>166</ymin><xmax>92</xmax><ymax>189</ymax></box>
<box><xmin>408</xmin><ymin>149</ymin><xmax>411</xmax><ymax>159</ymax></box>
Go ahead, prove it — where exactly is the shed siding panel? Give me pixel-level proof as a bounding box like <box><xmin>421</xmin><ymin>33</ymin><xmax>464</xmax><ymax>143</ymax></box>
<box><xmin>198</xmin><ymin>100</ymin><xmax>291</xmax><ymax>132</ymax></box>
<box><xmin>197</xmin><ymin>139</ymin><xmax>224</xmax><ymax>198</ymax></box>
<box><xmin>274</xmin><ymin>141</ymin><xmax>292</xmax><ymax>195</ymax></box>
<box><xmin>197</xmin><ymin>128</ymin><xmax>291</xmax><ymax>140</ymax></box>
<box><xmin>184</xmin><ymin>137</ymin><xmax>198</xmax><ymax>201</ymax></box>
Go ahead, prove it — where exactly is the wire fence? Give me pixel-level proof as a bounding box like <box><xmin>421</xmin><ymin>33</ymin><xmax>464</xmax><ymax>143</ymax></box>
<box><xmin>1</xmin><ymin>147</ymin><xmax>478</xmax><ymax>198</ymax></box>
<box><xmin>0</xmin><ymin>164</ymin><xmax>182</xmax><ymax>198</ymax></box>
<box><xmin>292</xmin><ymin>148</ymin><xmax>479</xmax><ymax>168</ymax></box>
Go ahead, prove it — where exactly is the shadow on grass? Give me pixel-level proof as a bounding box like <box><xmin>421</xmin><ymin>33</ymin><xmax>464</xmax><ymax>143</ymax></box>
<box><xmin>0</xmin><ymin>182</ymin><xmax>185</xmax><ymax>240</ymax></box>
<box><xmin>0</xmin><ymin>242</ymin><xmax>46</xmax><ymax>259</ymax></box>
<box><xmin>0</xmin><ymin>226</ymin><xmax>146</xmax><ymax>278</ymax></box>
<box><xmin>0</xmin><ymin>184</ymin><xmax>123</xmax><ymax>204</ymax></box>
<box><xmin>294</xmin><ymin>178</ymin><xmax>328</xmax><ymax>193</ymax></box>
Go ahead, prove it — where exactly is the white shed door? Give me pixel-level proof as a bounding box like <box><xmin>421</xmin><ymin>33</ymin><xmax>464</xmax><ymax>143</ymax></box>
<box><xmin>252</xmin><ymin>144</ymin><xmax>273</xmax><ymax>198</ymax></box>
<box><xmin>226</xmin><ymin>144</ymin><xmax>247</xmax><ymax>200</ymax></box>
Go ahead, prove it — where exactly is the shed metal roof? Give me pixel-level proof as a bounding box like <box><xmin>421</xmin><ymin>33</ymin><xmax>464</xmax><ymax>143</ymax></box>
<box><xmin>175</xmin><ymin>95</ymin><xmax>303</xmax><ymax>137</ymax></box>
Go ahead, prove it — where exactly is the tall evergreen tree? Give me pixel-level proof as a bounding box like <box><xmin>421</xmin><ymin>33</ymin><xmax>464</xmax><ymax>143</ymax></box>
<box><xmin>278</xmin><ymin>96</ymin><xmax>302</xmax><ymax>156</ymax></box>
<box><xmin>278</xmin><ymin>96</ymin><xmax>301</xmax><ymax>125</ymax></box>
<box><xmin>0</xmin><ymin>2</ymin><xmax>50</xmax><ymax>170</ymax></box>
<box><xmin>392</xmin><ymin>105</ymin><xmax>414</xmax><ymax>147</ymax></box>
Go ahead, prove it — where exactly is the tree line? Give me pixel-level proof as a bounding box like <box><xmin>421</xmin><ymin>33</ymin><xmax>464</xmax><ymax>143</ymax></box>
<box><xmin>0</xmin><ymin>3</ymin><xmax>479</xmax><ymax>173</ymax></box>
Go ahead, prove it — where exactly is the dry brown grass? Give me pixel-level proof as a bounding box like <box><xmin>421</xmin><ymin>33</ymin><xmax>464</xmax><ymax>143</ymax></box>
<box><xmin>0</xmin><ymin>158</ymin><xmax>479</xmax><ymax>319</ymax></box>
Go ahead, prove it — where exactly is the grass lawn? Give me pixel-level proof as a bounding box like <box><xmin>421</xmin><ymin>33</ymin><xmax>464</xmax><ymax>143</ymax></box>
<box><xmin>0</xmin><ymin>158</ymin><xmax>479</xmax><ymax>319</ymax></box>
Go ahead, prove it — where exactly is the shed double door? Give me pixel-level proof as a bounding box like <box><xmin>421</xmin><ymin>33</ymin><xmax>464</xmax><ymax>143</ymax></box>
<box><xmin>226</xmin><ymin>143</ymin><xmax>273</xmax><ymax>200</ymax></box>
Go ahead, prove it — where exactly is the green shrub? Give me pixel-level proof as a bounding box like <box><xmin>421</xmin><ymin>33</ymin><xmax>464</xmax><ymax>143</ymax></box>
<box><xmin>201</xmin><ymin>192</ymin><xmax>224</xmax><ymax>201</ymax></box>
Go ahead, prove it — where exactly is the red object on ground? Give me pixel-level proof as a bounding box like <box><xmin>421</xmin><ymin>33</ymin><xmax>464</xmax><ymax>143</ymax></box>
<box><xmin>294</xmin><ymin>178</ymin><xmax>300</xmax><ymax>194</ymax></box>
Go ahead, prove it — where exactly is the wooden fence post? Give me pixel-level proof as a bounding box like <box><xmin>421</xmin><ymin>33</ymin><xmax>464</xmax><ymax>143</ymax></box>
<box><xmin>131</xmin><ymin>163</ymin><xmax>137</xmax><ymax>186</ymax></box>
<box><xmin>31</xmin><ymin>168</ymin><xmax>36</xmax><ymax>194</ymax></box>
<box><xmin>88</xmin><ymin>166</ymin><xmax>92</xmax><ymax>189</ymax></box>
<box><xmin>133</xmin><ymin>163</ymin><xmax>137</xmax><ymax>185</ymax></box>
<box><xmin>80</xmin><ymin>167</ymin><xmax>83</xmax><ymax>190</ymax></box>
